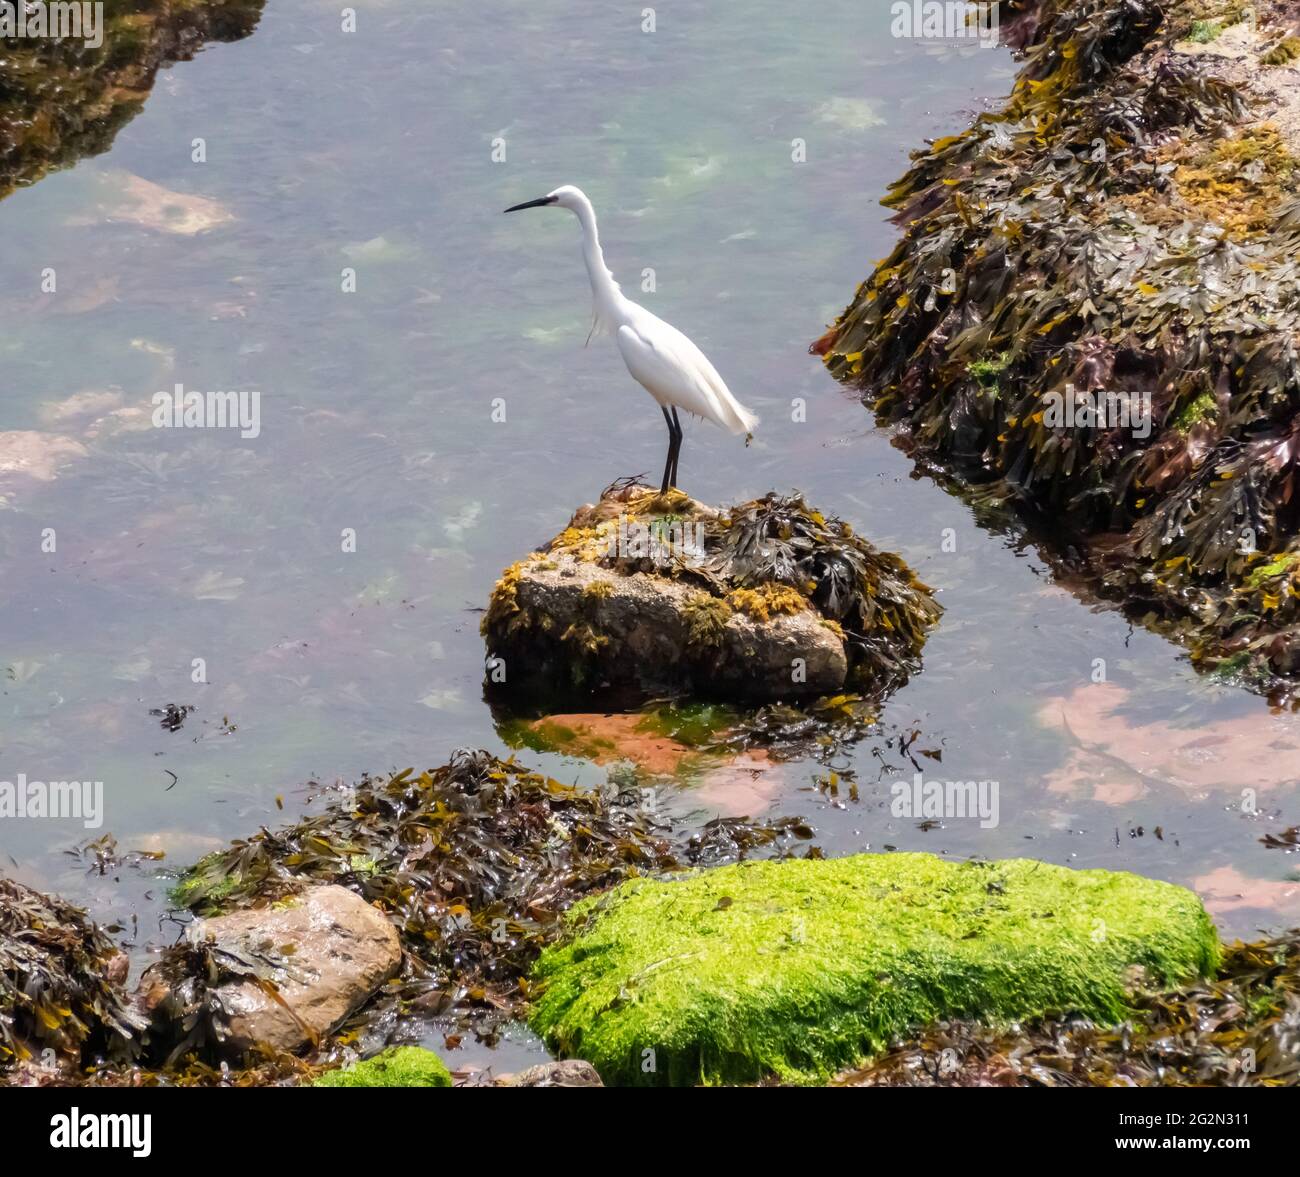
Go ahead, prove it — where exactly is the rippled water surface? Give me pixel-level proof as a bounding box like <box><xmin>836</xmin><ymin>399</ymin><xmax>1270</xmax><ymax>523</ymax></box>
<box><xmin>2</xmin><ymin>1</ymin><xmax>1297</xmax><ymax>1069</ymax></box>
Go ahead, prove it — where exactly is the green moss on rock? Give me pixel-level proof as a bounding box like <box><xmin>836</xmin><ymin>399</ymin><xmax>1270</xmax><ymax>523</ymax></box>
<box><xmin>529</xmin><ymin>853</ymin><xmax>1219</xmax><ymax>1086</ymax></box>
<box><xmin>312</xmin><ymin>1046</ymin><xmax>452</xmax><ymax>1088</ymax></box>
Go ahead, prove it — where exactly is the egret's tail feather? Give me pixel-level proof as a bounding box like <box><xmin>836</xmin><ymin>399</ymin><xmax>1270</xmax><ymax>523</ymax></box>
<box><xmin>729</xmin><ymin>402</ymin><xmax>759</xmax><ymax>436</ymax></box>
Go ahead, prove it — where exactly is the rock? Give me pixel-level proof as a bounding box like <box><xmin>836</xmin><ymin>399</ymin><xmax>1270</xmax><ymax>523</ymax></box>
<box><xmin>129</xmin><ymin>829</ymin><xmax>226</xmax><ymax>862</ymax></box>
<box><xmin>1040</xmin><ymin>681</ymin><xmax>1300</xmax><ymax>800</ymax></box>
<box><xmin>496</xmin><ymin>1059</ymin><xmax>603</xmax><ymax>1087</ymax></box>
<box><xmin>529</xmin><ymin>852</ymin><xmax>1220</xmax><ymax>1086</ymax></box>
<box><xmin>38</xmin><ymin>390</ymin><xmax>124</xmax><ymax>426</ymax></box>
<box><xmin>312</xmin><ymin>1045</ymin><xmax>451</xmax><ymax>1088</ymax></box>
<box><xmin>482</xmin><ymin>483</ymin><xmax>939</xmax><ymax>702</ymax></box>
<box><xmin>817</xmin><ymin>0</ymin><xmax>1300</xmax><ymax>699</ymax></box>
<box><xmin>80</xmin><ymin>171</ymin><xmax>234</xmax><ymax>237</ymax></box>
<box><xmin>0</xmin><ymin>431</ymin><xmax>88</xmax><ymax>484</ymax></box>
<box><xmin>1192</xmin><ymin>866</ymin><xmax>1300</xmax><ymax>920</ymax></box>
<box><xmin>498</xmin><ymin>549</ymin><xmax>846</xmax><ymax>697</ymax></box>
<box><xmin>148</xmin><ymin>884</ymin><xmax>401</xmax><ymax>1058</ymax></box>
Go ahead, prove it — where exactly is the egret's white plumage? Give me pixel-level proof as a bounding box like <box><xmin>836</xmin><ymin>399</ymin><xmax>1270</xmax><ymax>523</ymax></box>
<box><xmin>505</xmin><ymin>184</ymin><xmax>758</xmax><ymax>491</ymax></box>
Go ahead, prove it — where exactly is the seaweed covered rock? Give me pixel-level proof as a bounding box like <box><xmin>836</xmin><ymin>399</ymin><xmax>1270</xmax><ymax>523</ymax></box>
<box><xmin>528</xmin><ymin>853</ymin><xmax>1219</xmax><ymax>1086</ymax></box>
<box><xmin>482</xmin><ymin>482</ymin><xmax>940</xmax><ymax>701</ymax></box>
<box><xmin>0</xmin><ymin>878</ymin><xmax>142</xmax><ymax>1077</ymax></box>
<box><xmin>818</xmin><ymin>0</ymin><xmax>1300</xmax><ymax>697</ymax></box>
<box><xmin>0</xmin><ymin>0</ymin><xmax>266</xmax><ymax>201</ymax></box>
<box><xmin>140</xmin><ymin>884</ymin><xmax>401</xmax><ymax>1060</ymax></box>
<box><xmin>159</xmin><ymin>751</ymin><xmax>806</xmax><ymax>1068</ymax></box>
<box><xmin>312</xmin><ymin>1045</ymin><xmax>451</xmax><ymax>1088</ymax></box>
<box><xmin>838</xmin><ymin>929</ymin><xmax>1300</xmax><ymax>1087</ymax></box>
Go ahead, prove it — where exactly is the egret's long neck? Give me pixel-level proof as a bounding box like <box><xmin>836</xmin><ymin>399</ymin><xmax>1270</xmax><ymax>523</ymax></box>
<box><xmin>572</xmin><ymin>195</ymin><xmax>623</xmax><ymax>323</ymax></box>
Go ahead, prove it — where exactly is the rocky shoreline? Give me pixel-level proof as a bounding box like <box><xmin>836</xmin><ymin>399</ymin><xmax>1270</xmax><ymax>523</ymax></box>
<box><xmin>6</xmin><ymin>0</ymin><xmax>1300</xmax><ymax>1090</ymax></box>
<box><xmin>6</xmin><ymin>743</ymin><xmax>1299</xmax><ymax>1088</ymax></box>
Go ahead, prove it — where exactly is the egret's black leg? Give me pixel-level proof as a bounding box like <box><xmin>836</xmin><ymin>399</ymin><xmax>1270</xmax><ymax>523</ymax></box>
<box><xmin>669</xmin><ymin>407</ymin><xmax>683</xmax><ymax>489</ymax></box>
<box><xmin>660</xmin><ymin>406</ymin><xmax>675</xmax><ymax>494</ymax></box>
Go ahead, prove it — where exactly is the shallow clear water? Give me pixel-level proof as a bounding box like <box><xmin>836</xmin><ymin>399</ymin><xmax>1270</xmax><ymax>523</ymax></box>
<box><xmin>2</xmin><ymin>0</ymin><xmax>1297</xmax><ymax>1070</ymax></box>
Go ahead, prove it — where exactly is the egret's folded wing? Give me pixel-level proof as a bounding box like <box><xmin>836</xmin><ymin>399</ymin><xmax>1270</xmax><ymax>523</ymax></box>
<box><xmin>617</xmin><ymin>321</ymin><xmax>751</xmax><ymax>432</ymax></box>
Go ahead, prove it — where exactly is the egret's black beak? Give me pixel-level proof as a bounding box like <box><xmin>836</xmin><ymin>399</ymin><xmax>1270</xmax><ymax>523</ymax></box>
<box><xmin>503</xmin><ymin>195</ymin><xmax>558</xmax><ymax>213</ymax></box>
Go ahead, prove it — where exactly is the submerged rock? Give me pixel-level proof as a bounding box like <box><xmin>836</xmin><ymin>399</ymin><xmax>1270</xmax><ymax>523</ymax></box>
<box><xmin>141</xmin><ymin>884</ymin><xmax>401</xmax><ymax>1060</ymax></box>
<box><xmin>0</xmin><ymin>430</ymin><xmax>88</xmax><ymax>485</ymax></box>
<box><xmin>528</xmin><ymin>852</ymin><xmax>1220</xmax><ymax>1086</ymax></box>
<box><xmin>818</xmin><ymin>0</ymin><xmax>1300</xmax><ymax>698</ymax></box>
<box><xmin>312</xmin><ymin>1045</ymin><xmax>451</xmax><ymax>1088</ymax></box>
<box><xmin>482</xmin><ymin>483</ymin><xmax>940</xmax><ymax>701</ymax></box>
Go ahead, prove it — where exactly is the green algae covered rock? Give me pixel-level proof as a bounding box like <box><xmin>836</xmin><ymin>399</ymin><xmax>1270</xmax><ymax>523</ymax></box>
<box><xmin>313</xmin><ymin>1046</ymin><xmax>452</xmax><ymax>1088</ymax></box>
<box><xmin>529</xmin><ymin>853</ymin><xmax>1220</xmax><ymax>1086</ymax></box>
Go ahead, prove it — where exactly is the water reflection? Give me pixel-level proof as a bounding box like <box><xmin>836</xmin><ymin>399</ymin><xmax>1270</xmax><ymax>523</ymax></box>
<box><xmin>0</xmin><ymin>0</ymin><xmax>265</xmax><ymax>200</ymax></box>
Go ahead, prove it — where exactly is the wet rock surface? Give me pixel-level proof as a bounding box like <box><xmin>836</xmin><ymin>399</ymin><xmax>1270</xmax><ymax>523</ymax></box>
<box><xmin>482</xmin><ymin>482</ymin><xmax>940</xmax><ymax>702</ymax></box>
<box><xmin>498</xmin><ymin>545</ymin><xmax>849</xmax><ymax>697</ymax></box>
<box><xmin>140</xmin><ymin>884</ymin><xmax>401</xmax><ymax>1059</ymax></box>
<box><xmin>495</xmin><ymin>1059</ymin><xmax>603</xmax><ymax>1087</ymax></box>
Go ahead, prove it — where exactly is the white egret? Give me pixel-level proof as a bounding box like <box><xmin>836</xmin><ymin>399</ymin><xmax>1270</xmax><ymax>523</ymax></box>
<box><xmin>504</xmin><ymin>185</ymin><xmax>758</xmax><ymax>494</ymax></box>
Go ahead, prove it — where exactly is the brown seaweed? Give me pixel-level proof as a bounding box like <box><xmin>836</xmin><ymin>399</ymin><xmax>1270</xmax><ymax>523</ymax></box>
<box><xmin>836</xmin><ymin>929</ymin><xmax>1300</xmax><ymax>1086</ymax></box>
<box><xmin>0</xmin><ymin>878</ymin><xmax>144</xmax><ymax>1074</ymax></box>
<box><xmin>820</xmin><ymin>0</ymin><xmax>1300</xmax><ymax>698</ymax></box>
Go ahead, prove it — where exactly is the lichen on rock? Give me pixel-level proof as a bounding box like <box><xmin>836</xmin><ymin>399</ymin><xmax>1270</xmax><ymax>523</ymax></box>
<box><xmin>482</xmin><ymin>481</ymin><xmax>941</xmax><ymax>702</ymax></box>
<box><xmin>528</xmin><ymin>852</ymin><xmax>1221</xmax><ymax>1086</ymax></box>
